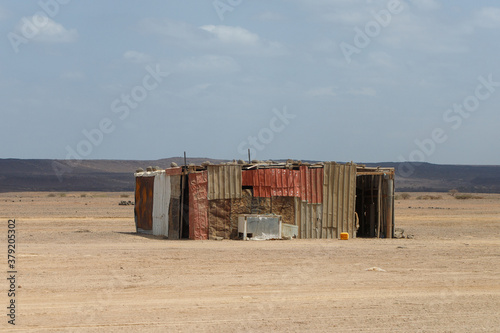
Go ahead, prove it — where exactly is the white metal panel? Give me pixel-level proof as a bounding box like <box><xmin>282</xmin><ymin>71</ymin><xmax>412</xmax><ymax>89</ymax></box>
<box><xmin>152</xmin><ymin>172</ymin><xmax>171</xmax><ymax>237</ymax></box>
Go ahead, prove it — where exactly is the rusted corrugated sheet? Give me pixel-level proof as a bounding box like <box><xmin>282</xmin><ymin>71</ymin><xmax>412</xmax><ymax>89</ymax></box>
<box><xmin>322</xmin><ymin>162</ymin><xmax>357</xmax><ymax>239</ymax></box>
<box><xmin>255</xmin><ymin>169</ymin><xmax>272</xmax><ymax>197</ymax></box>
<box><xmin>242</xmin><ymin>170</ymin><xmax>253</xmax><ymax>187</ymax></box>
<box><xmin>189</xmin><ymin>171</ymin><xmax>208</xmax><ymax>240</ymax></box>
<box><xmin>271</xmin><ymin>169</ymin><xmax>296</xmax><ymax>197</ymax></box>
<box><xmin>134</xmin><ymin>175</ymin><xmax>154</xmax><ymax>231</ymax></box>
<box><xmin>165</xmin><ymin>167</ymin><xmax>182</xmax><ymax>176</ymax></box>
<box><xmin>246</xmin><ymin>167</ymin><xmax>322</xmax><ymax>202</ymax></box>
<box><xmin>298</xmin><ymin>166</ymin><xmax>323</xmax><ymax>204</ymax></box>
<box><xmin>207</xmin><ymin>165</ymin><xmax>242</xmax><ymax>200</ymax></box>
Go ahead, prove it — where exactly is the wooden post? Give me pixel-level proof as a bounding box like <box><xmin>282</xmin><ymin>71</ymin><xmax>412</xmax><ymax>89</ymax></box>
<box><xmin>370</xmin><ymin>175</ymin><xmax>375</xmax><ymax>237</ymax></box>
<box><xmin>377</xmin><ymin>175</ymin><xmax>381</xmax><ymax>238</ymax></box>
<box><xmin>386</xmin><ymin>178</ymin><xmax>394</xmax><ymax>238</ymax></box>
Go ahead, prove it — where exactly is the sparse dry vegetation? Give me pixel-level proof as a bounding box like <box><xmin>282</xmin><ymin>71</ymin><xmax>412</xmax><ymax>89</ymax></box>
<box><xmin>455</xmin><ymin>194</ymin><xmax>483</xmax><ymax>200</ymax></box>
<box><xmin>416</xmin><ymin>195</ymin><xmax>442</xmax><ymax>200</ymax></box>
<box><xmin>395</xmin><ymin>193</ymin><xmax>411</xmax><ymax>200</ymax></box>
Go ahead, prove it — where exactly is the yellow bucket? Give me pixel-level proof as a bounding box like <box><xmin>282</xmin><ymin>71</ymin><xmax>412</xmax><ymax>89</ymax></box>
<box><xmin>340</xmin><ymin>232</ymin><xmax>349</xmax><ymax>240</ymax></box>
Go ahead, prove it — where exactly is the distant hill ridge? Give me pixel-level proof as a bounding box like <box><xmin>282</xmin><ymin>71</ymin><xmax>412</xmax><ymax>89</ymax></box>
<box><xmin>0</xmin><ymin>158</ymin><xmax>499</xmax><ymax>193</ymax></box>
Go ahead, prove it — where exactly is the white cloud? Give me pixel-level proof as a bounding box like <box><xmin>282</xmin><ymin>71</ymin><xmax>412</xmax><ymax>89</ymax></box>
<box><xmin>15</xmin><ymin>15</ymin><xmax>77</xmax><ymax>43</ymax></box>
<box><xmin>472</xmin><ymin>7</ymin><xmax>500</xmax><ymax>29</ymax></box>
<box><xmin>141</xmin><ymin>18</ymin><xmax>287</xmax><ymax>56</ymax></box>
<box><xmin>60</xmin><ymin>71</ymin><xmax>85</xmax><ymax>80</ymax></box>
<box><xmin>200</xmin><ymin>24</ymin><xmax>287</xmax><ymax>56</ymax></box>
<box><xmin>177</xmin><ymin>55</ymin><xmax>240</xmax><ymax>73</ymax></box>
<box><xmin>200</xmin><ymin>25</ymin><xmax>260</xmax><ymax>46</ymax></box>
<box><xmin>123</xmin><ymin>50</ymin><xmax>152</xmax><ymax>63</ymax></box>
<box><xmin>409</xmin><ymin>0</ymin><xmax>440</xmax><ymax>11</ymax></box>
<box><xmin>306</xmin><ymin>86</ymin><xmax>338</xmax><ymax>97</ymax></box>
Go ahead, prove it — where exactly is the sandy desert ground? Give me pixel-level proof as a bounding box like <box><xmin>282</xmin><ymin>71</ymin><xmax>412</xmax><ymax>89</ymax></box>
<box><xmin>1</xmin><ymin>191</ymin><xmax>499</xmax><ymax>332</ymax></box>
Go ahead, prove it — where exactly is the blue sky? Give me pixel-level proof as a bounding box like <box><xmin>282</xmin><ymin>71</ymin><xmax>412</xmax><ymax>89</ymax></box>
<box><xmin>1</xmin><ymin>0</ymin><xmax>499</xmax><ymax>164</ymax></box>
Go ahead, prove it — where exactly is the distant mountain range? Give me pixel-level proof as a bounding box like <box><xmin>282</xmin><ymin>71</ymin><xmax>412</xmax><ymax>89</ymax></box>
<box><xmin>0</xmin><ymin>158</ymin><xmax>499</xmax><ymax>193</ymax></box>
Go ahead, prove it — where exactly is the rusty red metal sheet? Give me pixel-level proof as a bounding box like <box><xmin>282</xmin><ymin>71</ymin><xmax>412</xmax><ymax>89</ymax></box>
<box><xmin>135</xmin><ymin>176</ymin><xmax>154</xmax><ymax>230</ymax></box>
<box><xmin>300</xmin><ymin>166</ymin><xmax>307</xmax><ymax>202</ymax></box>
<box><xmin>294</xmin><ymin>170</ymin><xmax>300</xmax><ymax>197</ymax></box>
<box><xmin>271</xmin><ymin>169</ymin><xmax>277</xmax><ymax>196</ymax></box>
<box><xmin>316</xmin><ymin>168</ymin><xmax>323</xmax><ymax>203</ymax></box>
<box><xmin>277</xmin><ymin>169</ymin><xmax>284</xmax><ymax>196</ymax></box>
<box><xmin>241</xmin><ymin>167</ymin><xmax>323</xmax><ymax>203</ymax></box>
<box><xmin>285</xmin><ymin>169</ymin><xmax>292</xmax><ymax>197</ymax></box>
<box><xmin>188</xmin><ymin>171</ymin><xmax>208</xmax><ymax>240</ymax></box>
<box><xmin>165</xmin><ymin>167</ymin><xmax>182</xmax><ymax>176</ymax></box>
<box><xmin>242</xmin><ymin>170</ymin><xmax>253</xmax><ymax>186</ymax></box>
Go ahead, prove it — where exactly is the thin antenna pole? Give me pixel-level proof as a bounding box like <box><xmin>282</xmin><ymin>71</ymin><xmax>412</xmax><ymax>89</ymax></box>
<box><xmin>248</xmin><ymin>148</ymin><xmax>251</xmax><ymax>164</ymax></box>
<box><xmin>180</xmin><ymin>151</ymin><xmax>187</xmax><ymax>239</ymax></box>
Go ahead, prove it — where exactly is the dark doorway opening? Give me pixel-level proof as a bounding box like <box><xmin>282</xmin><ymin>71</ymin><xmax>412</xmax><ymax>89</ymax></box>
<box><xmin>355</xmin><ymin>174</ymin><xmax>394</xmax><ymax>238</ymax></box>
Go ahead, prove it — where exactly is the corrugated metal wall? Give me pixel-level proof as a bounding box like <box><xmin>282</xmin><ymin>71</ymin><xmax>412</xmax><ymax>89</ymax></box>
<box><xmin>242</xmin><ymin>167</ymin><xmax>322</xmax><ymax>202</ymax></box>
<box><xmin>189</xmin><ymin>171</ymin><xmax>208</xmax><ymax>240</ymax></box>
<box><xmin>134</xmin><ymin>175</ymin><xmax>154</xmax><ymax>232</ymax></box>
<box><xmin>135</xmin><ymin>162</ymin><xmax>371</xmax><ymax>240</ymax></box>
<box><xmin>135</xmin><ymin>172</ymin><xmax>182</xmax><ymax>238</ymax></box>
<box><xmin>295</xmin><ymin>198</ymin><xmax>323</xmax><ymax>239</ymax></box>
<box><xmin>207</xmin><ymin>165</ymin><xmax>242</xmax><ymax>200</ymax></box>
<box><xmin>322</xmin><ymin>162</ymin><xmax>357</xmax><ymax>239</ymax></box>
<box><xmin>242</xmin><ymin>166</ymin><xmax>325</xmax><ymax>239</ymax></box>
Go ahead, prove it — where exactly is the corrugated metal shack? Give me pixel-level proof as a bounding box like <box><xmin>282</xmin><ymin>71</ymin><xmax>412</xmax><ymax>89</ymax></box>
<box><xmin>134</xmin><ymin>161</ymin><xmax>395</xmax><ymax>240</ymax></box>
